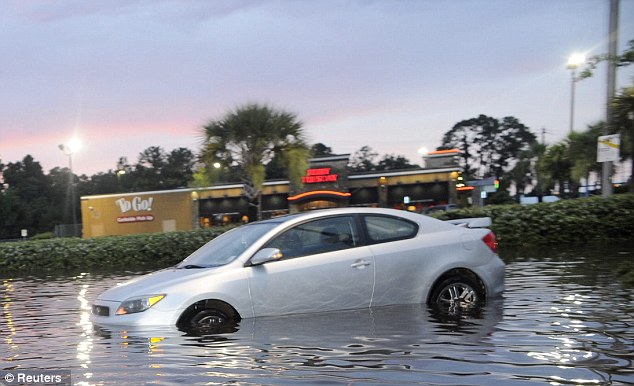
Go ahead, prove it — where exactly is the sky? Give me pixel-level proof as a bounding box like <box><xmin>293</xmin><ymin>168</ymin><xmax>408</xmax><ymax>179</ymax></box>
<box><xmin>1</xmin><ymin>0</ymin><xmax>633</xmax><ymax>176</ymax></box>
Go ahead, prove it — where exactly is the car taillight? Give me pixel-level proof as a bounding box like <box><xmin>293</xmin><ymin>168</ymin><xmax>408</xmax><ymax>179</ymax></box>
<box><xmin>482</xmin><ymin>232</ymin><xmax>498</xmax><ymax>254</ymax></box>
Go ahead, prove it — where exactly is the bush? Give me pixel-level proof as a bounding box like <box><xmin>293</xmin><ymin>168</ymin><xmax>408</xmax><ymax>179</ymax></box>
<box><xmin>0</xmin><ymin>226</ymin><xmax>233</xmax><ymax>273</ymax></box>
<box><xmin>433</xmin><ymin>194</ymin><xmax>634</xmax><ymax>246</ymax></box>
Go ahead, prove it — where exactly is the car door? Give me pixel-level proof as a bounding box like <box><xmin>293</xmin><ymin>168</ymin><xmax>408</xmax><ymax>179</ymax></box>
<box><xmin>247</xmin><ymin>215</ymin><xmax>375</xmax><ymax>317</ymax></box>
<box><xmin>362</xmin><ymin>214</ymin><xmax>425</xmax><ymax>307</ymax></box>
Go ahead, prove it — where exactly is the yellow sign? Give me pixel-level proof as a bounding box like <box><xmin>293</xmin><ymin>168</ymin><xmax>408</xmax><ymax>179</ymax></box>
<box><xmin>597</xmin><ymin>134</ymin><xmax>620</xmax><ymax>162</ymax></box>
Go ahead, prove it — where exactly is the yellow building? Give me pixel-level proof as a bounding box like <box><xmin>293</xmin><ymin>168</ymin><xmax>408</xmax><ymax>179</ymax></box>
<box><xmin>81</xmin><ymin>189</ymin><xmax>196</xmax><ymax>238</ymax></box>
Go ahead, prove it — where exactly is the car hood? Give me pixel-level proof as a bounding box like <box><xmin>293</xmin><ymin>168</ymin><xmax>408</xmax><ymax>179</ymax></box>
<box><xmin>96</xmin><ymin>267</ymin><xmax>219</xmax><ymax>302</ymax></box>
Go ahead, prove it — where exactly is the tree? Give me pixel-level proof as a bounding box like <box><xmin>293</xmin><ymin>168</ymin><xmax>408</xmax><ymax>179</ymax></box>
<box><xmin>610</xmin><ymin>87</ymin><xmax>634</xmax><ymax>192</ymax></box>
<box><xmin>530</xmin><ymin>142</ymin><xmax>547</xmax><ymax>201</ymax></box>
<box><xmin>579</xmin><ymin>38</ymin><xmax>634</xmax><ymax>80</ymax></box>
<box><xmin>0</xmin><ymin>188</ymin><xmax>20</xmax><ymax>239</ymax></box>
<box><xmin>77</xmin><ymin>171</ymin><xmax>119</xmax><ymax>196</ymax></box>
<box><xmin>0</xmin><ymin>155</ymin><xmax>57</xmax><ymax>237</ymax></box>
<box><xmin>567</xmin><ymin>124</ymin><xmax>602</xmax><ymax>194</ymax></box>
<box><xmin>310</xmin><ymin>143</ymin><xmax>334</xmax><ymax>157</ymax></box>
<box><xmin>163</xmin><ymin>148</ymin><xmax>196</xmax><ymax>188</ymax></box>
<box><xmin>47</xmin><ymin>166</ymin><xmax>75</xmax><ymax>225</ymax></box>
<box><xmin>539</xmin><ymin>143</ymin><xmax>572</xmax><ymax>197</ymax></box>
<box><xmin>439</xmin><ymin>115</ymin><xmax>537</xmax><ymax>180</ymax></box>
<box><xmin>132</xmin><ymin>146</ymin><xmax>167</xmax><ymax>191</ymax></box>
<box><xmin>125</xmin><ymin>146</ymin><xmax>196</xmax><ymax>191</ymax></box>
<box><xmin>201</xmin><ymin>103</ymin><xmax>309</xmax><ymax>220</ymax></box>
<box><xmin>506</xmin><ymin>148</ymin><xmax>535</xmax><ymax>200</ymax></box>
<box><xmin>376</xmin><ymin>154</ymin><xmax>417</xmax><ymax>171</ymax></box>
<box><xmin>349</xmin><ymin>146</ymin><xmax>379</xmax><ymax>172</ymax></box>
<box><xmin>264</xmin><ymin>152</ymin><xmax>290</xmax><ymax>179</ymax></box>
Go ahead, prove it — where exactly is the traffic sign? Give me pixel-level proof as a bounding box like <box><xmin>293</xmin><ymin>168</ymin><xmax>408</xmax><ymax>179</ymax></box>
<box><xmin>597</xmin><ymin>134</ymin><xmax>620</xmax><ymax>162</ymax></box>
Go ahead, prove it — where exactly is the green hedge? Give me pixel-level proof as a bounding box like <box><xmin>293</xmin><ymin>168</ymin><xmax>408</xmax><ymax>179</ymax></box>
<box><xmin>433</xmin><ymin>194</ymin><xmax>634</xmax><ymax>246</ymax></box>
<box><xmin>1</xmin><ymin>195</ymin><xmax>632</xmax><ymax>273</ymax></box>
<box><xmin>0</xmin><ymin>226</ymin><xmax>232</xmax><ymax>272</ymax></box>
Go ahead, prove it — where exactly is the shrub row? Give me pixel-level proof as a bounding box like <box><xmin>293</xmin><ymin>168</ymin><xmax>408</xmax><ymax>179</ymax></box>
<box><xmin>0</xmin><ymin>226</ymin><xmax>232</xmax><ymax>272</ymax></box>
<box><xmin>1</xmin><ymin>194</ymin><xmax>632</xmax><ymax>273</ymax></box>
<box><xmin>433</xmin><ymin>194</ymin><xmax>634</xmax><ymax>246</ymax></box>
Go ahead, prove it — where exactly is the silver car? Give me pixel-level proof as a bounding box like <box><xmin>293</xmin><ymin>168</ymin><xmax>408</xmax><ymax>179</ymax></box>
<box><xmin>91</xmin><ymin>208</ymin><xmax>504</xmax><ymax>330</ymax></box>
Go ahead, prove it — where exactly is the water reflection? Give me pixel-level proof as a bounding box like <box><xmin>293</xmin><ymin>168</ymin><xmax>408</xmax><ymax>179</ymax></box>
<box><xmin>1</xmin><ymin>242</ymin><xmax>633</xmax><ymax>385</ymax></box>
<box><xmin>2</xmin><ymin>278</ymin><xmax>18</xmax><ymax>363</ymax></box>
<box><xmin>75</xmin><ymin>273</ymin><xmax>95</xmax><ymax>385</ymax></box>
<box><xmin>87</xmin><ymin>303</ymin><xmax>503</xmax><ymax>384</ymax></box>
<box><xmin>501</xmin><ymin>242</ymin><xmax>634</xmax><ymax>385</ymax></box>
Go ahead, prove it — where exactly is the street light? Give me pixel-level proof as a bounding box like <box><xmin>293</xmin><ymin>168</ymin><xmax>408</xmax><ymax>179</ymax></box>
<box><xmin>567</xmin><ymin>53</ymin><xmax>586</xmax><ymax>133</ymax></box>
<box><xmin>629</xmin><ymin>111</ymin><xmax>634</xmax><ymax>193</ymax></box>
<box><xmin>58</xmin><ymin>138</ymin><xmax>81</xmax><ymax>236</ymax></box>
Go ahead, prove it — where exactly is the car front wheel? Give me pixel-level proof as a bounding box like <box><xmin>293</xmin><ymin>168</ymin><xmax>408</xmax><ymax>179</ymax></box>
<box><xmin>190</xmin><ymin>309</ymin><xmax>231</xmax><ymax>328</ymax></box>
<box><xmin>178</xmin><ymin>301</ymin><xmax>239</xmax><ymax>333</ymax></box>
<box><xmin>430</xmin><ymin>275</ymin><xmax>484</xmax><ymax>313</ymax></box>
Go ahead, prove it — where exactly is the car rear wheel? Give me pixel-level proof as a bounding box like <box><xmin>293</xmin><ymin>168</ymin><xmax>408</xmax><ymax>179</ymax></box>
<box><xmin>430</xmin><ymin>275</ymin><xmax>484</xmax><ymax>313</ymax></box>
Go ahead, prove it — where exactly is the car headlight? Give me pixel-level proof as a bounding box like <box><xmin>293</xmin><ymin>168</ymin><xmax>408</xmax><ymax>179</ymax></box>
<box><xmin>115</xmin><ymin>294</ymin><xmax>165</xmax><ymax>315</ymax></box>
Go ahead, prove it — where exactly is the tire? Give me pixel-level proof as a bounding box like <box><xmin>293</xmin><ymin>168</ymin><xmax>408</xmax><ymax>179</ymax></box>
<box><xmin>429</xmin><ymin>275</ymin><xmax>484</xmax><ymax>314</ymax></box>
<box><xmin>179</xmin><ymin>301</ymin><xmax>239</xmax><ymax>333</ymax></box>
<box><xmin>190</xmin><ymin>309</ymin><xmax>232</xmax><ymax>328</ymax></box>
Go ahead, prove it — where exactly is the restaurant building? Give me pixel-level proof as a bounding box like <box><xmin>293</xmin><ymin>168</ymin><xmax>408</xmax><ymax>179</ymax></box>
<box><xmin>80</xmin><ymin>151</ymin><xmax>464</xmax><ymax>238</ymax></box>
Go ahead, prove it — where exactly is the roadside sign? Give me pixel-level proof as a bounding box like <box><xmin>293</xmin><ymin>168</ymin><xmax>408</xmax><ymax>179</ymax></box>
<box><xmin>597</xmin><ymin>134</ymin><xmax>620</xmax><ymax>162</ymax></box>
<box><xmin>468</xmin><ymin>177</ymin><xmax>498</xmax><ymax>193</ymax></box>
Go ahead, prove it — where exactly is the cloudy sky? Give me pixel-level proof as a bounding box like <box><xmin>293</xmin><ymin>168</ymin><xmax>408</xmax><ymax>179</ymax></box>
<box><xmin>1</xmin><ymin>0</ymin><xmax>633</xmax><ymax>176</ymax></box>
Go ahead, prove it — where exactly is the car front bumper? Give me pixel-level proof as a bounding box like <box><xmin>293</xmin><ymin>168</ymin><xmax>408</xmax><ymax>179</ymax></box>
<box><xmin>90</xmin><ymin>300</ymin><xmax>180</xmax><ymax>326</ymax></box>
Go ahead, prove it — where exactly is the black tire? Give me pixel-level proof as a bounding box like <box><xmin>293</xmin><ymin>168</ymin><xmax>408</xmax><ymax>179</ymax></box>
<box><xmin>190</xmin><ymin>308</ymin><xmax>232</xmax><ymax>328</ymax></box>
<box><xmin>429</xmin><ymin>275</ymin><xmax>484</xmax><ymax>314</ymax></box>
<box><xmin>178</xmin><ymin>301</ymin><xmax>239</xmax><ymax>334</ymax></box>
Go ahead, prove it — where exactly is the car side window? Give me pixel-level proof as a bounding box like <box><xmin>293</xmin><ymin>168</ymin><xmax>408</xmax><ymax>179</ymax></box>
<box><xmin>363</xmin><ymin>215</ymin><xmax>418</xmax><ymax>244</ymax></box>
<box><xmin>264</xmin><ymin>216</ymin><xmax>360</xmax><ymax>260</ymax></box>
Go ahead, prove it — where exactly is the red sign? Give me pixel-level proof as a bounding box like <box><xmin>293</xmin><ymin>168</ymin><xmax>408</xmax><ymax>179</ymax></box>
<box><xmin>302</xmin><ymin>168</ymin><xmax>338</xmax><ymax>184</ymax></box>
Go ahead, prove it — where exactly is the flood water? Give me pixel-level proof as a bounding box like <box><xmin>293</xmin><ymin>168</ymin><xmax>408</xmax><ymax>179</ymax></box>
<box><xmin>1</xmin><ymin>242</ymin><xmax>633</xmax><ymax>385</ymax></box>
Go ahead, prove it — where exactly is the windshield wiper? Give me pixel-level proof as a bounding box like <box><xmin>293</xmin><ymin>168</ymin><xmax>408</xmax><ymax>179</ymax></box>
<box><xmin>180</xmin><ymin>264</ymin><xmax>207</xmax><ymax>269</ymax></box>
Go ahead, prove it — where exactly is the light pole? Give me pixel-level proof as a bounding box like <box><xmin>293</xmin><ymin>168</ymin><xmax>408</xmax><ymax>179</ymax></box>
<box><xmin>567</xmin><ymin>53</ymin><xmax>586</xmax><ymax>133</ymax></box>
<box><xmin>629</xmin><ymin>111</ymin><xmax>634</xmax><ymax>193</ymax></box>
<box><xmin>59</xmin><ymin>138</ymin><xmax>81</xmax><ymax>236</ymax></box>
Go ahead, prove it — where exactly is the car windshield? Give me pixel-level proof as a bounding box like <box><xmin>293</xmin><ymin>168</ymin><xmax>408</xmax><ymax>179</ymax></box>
<box><xmin>176</xmin><ymin>223</ymin><xmax>278</xmax><ymax>268</ymax></box>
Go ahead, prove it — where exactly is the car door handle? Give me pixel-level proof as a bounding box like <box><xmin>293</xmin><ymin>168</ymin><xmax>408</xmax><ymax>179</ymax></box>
<box><xmin>350</xmin><ymin>260</ymin><xmax>371</xmax><ymax>269</ymax></box>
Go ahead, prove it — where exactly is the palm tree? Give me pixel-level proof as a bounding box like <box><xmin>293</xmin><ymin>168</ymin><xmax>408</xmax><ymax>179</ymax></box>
<box><xmin>539</xmin><ymin>143</ymin><xmax>572</xmax><ymax>197</ymax></box>
<box><xmin>201</xmin><ymin>103</ymin><xmax>309</xmax><ymax>220</ymax></box>
<box><xmin>611</xmin><ymin>86</ymin><xmax>634</xmax><ymax>192</ymax></box>
<box><xmin>567</xmin><ymin>124</ymin><xmax>602</xmax><ymax>195</ymax></box>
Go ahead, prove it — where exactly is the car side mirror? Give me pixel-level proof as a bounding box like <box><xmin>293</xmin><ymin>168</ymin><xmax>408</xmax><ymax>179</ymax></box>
<box><xmin>249</xmin><ymin>248</ymin><xmax>283</xmax><ymax>266</ymax></box>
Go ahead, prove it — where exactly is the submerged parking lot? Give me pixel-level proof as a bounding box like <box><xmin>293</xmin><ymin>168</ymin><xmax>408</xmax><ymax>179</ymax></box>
<box><xmin>1</xmin><ymin>241</ymin><xmax>633</xmax><ymax>385</ymax></box>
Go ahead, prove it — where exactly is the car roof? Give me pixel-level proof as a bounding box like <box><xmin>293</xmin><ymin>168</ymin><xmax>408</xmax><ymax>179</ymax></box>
<box><xmin>255</xmin><ymin>207</ymin><xmax>438</xmax><ymax>226</ymax></box>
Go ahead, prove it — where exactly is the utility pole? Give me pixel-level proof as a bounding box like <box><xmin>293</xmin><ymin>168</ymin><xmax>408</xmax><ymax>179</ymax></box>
<box><xmin>602</xmin><ymin>0</ymin><xmax>618</xmax><ymax>198</ymax></box>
